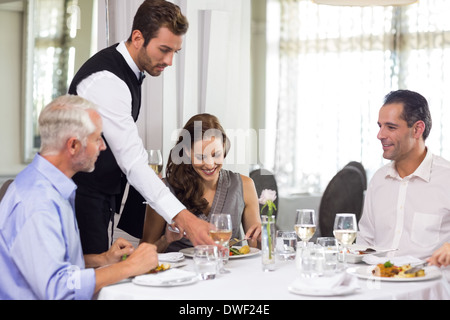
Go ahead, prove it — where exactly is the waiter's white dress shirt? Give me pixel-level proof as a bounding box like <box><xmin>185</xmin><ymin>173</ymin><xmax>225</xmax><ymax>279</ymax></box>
<box><xmin>357</xmin><ymin>149</ymin><xmax>450</xmax><ymax>259</ymax></box>
<box><xmin>75</xmin><ymin>42</ymin><xmax>185</xmax><ymax>223</ymax></box>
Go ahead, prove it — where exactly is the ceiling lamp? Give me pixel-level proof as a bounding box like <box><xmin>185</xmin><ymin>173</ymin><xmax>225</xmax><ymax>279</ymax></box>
<box><xmin>312</xmin><ymin>0</ymin><xmax>417</xmax><ymax>6</ymax></box>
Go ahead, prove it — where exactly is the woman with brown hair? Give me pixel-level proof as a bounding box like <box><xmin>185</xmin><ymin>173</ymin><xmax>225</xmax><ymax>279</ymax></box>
<box><xmin>141</xmin><ymin>113</ymin><xmax>261</xmax><ymax>252</ymax></box>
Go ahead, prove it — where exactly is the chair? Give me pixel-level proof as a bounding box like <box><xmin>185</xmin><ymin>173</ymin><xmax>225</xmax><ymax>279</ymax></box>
<box><xmin>250</xmin><ymin>168</ymin><xmax>279</xmax><ymax>213</ymax></box>
<box><xmin>342</xmin><ymin>161</ymin><xmax>367</xmax><ymax>190</ymax></box>
<box><xmin>318</xmin><ymin>162</ymin><xmax>367</xmax><ymax>237</ymax></box>
<box><xmin>0</xmin><ymin>179</ymin><xmax>14</xmax><ymax>203</ymax></box>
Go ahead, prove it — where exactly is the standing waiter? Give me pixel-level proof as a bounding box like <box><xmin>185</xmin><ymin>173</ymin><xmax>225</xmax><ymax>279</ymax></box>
<box><xmin>69</xmin><ymin>0</ymin><xmax>213</xmax><ymax>254</ymax></box>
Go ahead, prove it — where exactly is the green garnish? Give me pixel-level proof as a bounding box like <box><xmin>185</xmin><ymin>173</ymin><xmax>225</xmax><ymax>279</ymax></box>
<box><xmin>230</xmin><ymin>247</ymin><xmax>242</xmax><ymax>255</ymax></box>
<box><xmin>384</xmin><ymin>261</ymin><xmax>393</xmax><ymax>268</ymax></box>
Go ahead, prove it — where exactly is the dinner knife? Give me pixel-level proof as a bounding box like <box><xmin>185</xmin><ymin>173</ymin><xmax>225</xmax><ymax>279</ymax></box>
<box><xmin>404</xmin><ymin>261</ymin><xmax>428</xmax><ymax>274</ymax></box>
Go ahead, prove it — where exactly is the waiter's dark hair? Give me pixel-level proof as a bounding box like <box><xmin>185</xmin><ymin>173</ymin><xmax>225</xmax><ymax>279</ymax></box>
<box><xmin>384</xmin><ymin>90</ymin><xmax>432</xmax><ymax>141</ymax></box>
<box><xmin>128</xmin><ymin>0</ymin><xmax>189</xmax><ymax>47</ymax></box>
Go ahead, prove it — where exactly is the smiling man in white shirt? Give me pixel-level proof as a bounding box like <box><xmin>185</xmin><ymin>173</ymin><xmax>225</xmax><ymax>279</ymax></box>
<box><xmin>68</xmin><ymin>0</ymin><xmax>214</xmax><ymax>254</ymax></box>
<box><xmin>357</xmin><ymin>90</ymin><xmax>450</xmax><ymax>259</ymax></box>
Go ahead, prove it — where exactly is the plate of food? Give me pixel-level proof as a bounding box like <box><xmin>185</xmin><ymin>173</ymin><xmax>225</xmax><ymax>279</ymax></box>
<box><xmin>228</xmin><ymin>245</ymin><xmax>261</xmax><ymax>259</ymax></box>
<box><xmin>148</xmin><ymin>263</ymin><xmax>172</xmax><ymax>274</ymax></box>
<box><xmin>180</xmin><ymin>245</ymin><xmax>260</xmax><ymax>259</ymax></box>
<box><xmin>347</xmin><ymin>261</ymin><xmax>441</xmax><ymax>282</ymax></box>
<box><xmin>344</xmin><ymin>245</ymin><xmax>397</xmax><ymax>264</ymax></box>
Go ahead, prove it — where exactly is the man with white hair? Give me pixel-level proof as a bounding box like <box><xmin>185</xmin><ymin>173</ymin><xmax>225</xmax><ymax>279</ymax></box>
<box><xmin>0</xmin><ymin>95</ymin><xmax>158</xmax><ymax>300</ymax></box>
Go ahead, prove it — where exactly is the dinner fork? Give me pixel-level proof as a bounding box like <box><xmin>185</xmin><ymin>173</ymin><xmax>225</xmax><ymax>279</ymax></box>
<box><xmin>229</xmin><ymin>238</ymin><xmax>248</xmax><ymax>246</ymax></box>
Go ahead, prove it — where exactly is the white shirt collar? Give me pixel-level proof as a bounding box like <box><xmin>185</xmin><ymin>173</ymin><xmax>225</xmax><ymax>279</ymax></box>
<box><xmin>116</xmin><ymin>41</ymin><xmax>142</xmax><ymax>81</ymax></box>
<box><xmin>386</xmin><ymin>148</ymin><xmax>432</xmax><ymax>182</ymax></box>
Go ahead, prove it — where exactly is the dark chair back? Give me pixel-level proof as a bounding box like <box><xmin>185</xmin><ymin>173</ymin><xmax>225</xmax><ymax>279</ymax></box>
<box><xmin>250</xmin><ymin>168</ymin><xmax>279</xmax><ymax>213</ymax></box>
<box><xmin>0</xmin><ymin>179</ymin><xmax>14</xmax><ymax>203</ymax></box>
<box><xmin>318</xmin><ymin>162</ymin><xmax>366</xmax><ymax>237</ymax></box>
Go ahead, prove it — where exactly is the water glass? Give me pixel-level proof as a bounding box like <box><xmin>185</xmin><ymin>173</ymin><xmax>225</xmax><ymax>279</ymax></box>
<box><xmin>317</xmin><ymin>237</ymin><xmax>339</xmax><ymax>276</ymax></box>
<box><xmin>298</xmin><ymin>243</ymin><xmax>314</xmax><ymax>278</ymax></box>
<box><xmin>193</xmin><ymin>245</ymin><xmax>218</xmax><ymax>280</ymax></box>
<box><xmin>276</xmin><ymin>230</ymin><xmax>297</xmax><ymax>260</ymax></box>
<box><xmin>296</xmin><ymin>243</ymin><xmax>325</xmax><ymax>278</ymax></box>
<box><xmin>311</xmin><ymin>245</ymin><xmax>325</xmax><ymax>277</ymax></box>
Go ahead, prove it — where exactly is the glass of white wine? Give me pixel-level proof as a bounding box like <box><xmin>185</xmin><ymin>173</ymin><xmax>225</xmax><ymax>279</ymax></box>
<box><xmin>295</xmin><ymin>209</ymin><xmax>316</xmax><ymax>247</ymax></box>
<box><xmin>209</xmin><ymin>213</ymin><xmax>232</xmax><ymax>274</ymax></box>
<box><xmin>148</xmin><ymin>149</ymin><xmax>163</xmax><ymax>175</ymax></box>
<box><xmin>333</xmin><ymin>213</ymin><xmax>357</xmax><ymax>266</ymax></box>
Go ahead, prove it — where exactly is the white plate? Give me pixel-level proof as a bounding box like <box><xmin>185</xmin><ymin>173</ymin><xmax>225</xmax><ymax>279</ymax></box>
<box><xmin>288</xmin><ymin>284</ymin><xmax>359</xmax><ymax>297</ymax></box>
<box><xmin>158</xmin><ymin>252</ymin><xmax>185</xmax><ymax>262</ymax></box>
<box><xmin>345</xmin><ymin>245</ymin><xmax>397</xmax><ymax>264</ymax></box>
<box><xmin>180</xmin><ymin>246</ymin><xmax>261</xmax><ymax>259</ymax></box>
<box><xmin>288</xmin><ymin>273</ymin><xmax>360</xmax><ymax>297</ymax></box>
<box><xmin>229</xmin><ymin>246</ymin><xmax>261</xmax><ymax>259</ymax></box>
<box><xmin>347</xmin><ymin>266</ymin><xmax>442</xmax><ymax>282</ymax></box>
<box><xmin>132</xmin><ymin>269</ymin><xmax>198</xmax><ymax>287</ymax></box>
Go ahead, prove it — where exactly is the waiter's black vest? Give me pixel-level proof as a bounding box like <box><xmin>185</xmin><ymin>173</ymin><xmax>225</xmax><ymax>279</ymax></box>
<box><xmin>68</xmin><ymin>44</ymin><xmax>142</xmax><ymax>195</ymax></box>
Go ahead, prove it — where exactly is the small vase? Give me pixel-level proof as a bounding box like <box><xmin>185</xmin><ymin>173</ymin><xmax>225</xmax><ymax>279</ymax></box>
<box><xmin>261</xmin><ymin>215</ymin><xmax>276</xmax><ymax>271</ymax></box>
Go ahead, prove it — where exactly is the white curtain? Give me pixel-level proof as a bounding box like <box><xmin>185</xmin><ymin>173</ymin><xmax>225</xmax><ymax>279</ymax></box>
<box><xmin>272</xmin><ymin>0</ymin><xmax>450</xmax><ymax>194</ymax></box>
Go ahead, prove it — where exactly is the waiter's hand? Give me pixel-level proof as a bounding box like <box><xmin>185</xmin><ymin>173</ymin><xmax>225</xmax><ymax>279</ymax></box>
<box><xmin>173</xmin><ymin>209</ymin><xmax>216</xmax><ymax>246</ymax></box>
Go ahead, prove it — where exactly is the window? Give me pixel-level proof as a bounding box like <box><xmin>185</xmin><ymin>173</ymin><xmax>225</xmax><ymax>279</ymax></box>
<box><xmin>267</xmin><ymin>0</ymin><xmax>450</xmax><ymax>194</ymax></box>
<box><xmin>23</xmin><ymin>0</ymin><xmax>97</xmax><ymax>161</ymax></box>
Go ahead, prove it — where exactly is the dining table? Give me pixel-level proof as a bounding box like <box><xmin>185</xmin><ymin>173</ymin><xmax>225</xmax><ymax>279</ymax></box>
<box><xmin>97</xmin><ymin>248</ymin><xmax>450</xmax><ymax>304</ymax></box>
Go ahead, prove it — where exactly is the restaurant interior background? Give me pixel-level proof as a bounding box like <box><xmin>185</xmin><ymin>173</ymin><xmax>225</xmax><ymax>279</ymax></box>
<box><xmin>1</xmin><ymin>0</ymin><xmax>450</xmax><ymax>239</ymax></box>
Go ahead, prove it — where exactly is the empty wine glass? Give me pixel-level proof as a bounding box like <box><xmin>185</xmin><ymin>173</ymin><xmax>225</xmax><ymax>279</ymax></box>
<box><xmin>295</xmin><ymin>209</ymin><xmax>316</xmax><ymax>247</ymax></box>
<box><xmin>209</xmin><ymin>213</ymin><xmax>232</xmax><ymax>274</ymax></box>
<box><xmin>148</xmin><ymin>149</ymin><xmax>163</xmax><ymax>175</ymax></box>
<box><xmin>333</xmin><ymin>213</ymin><xmax>357</xmax><ymax>266</ymax></box>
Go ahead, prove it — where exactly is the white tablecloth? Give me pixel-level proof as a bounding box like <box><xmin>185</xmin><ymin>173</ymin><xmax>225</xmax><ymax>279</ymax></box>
<box><xmin>97</xmin><ymin>253</ymin><xmax>450</xmax><ymax>301</ymax></box>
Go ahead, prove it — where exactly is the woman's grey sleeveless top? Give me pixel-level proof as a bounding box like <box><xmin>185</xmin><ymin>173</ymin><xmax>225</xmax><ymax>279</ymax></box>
<box><xmin>165</xmin><ymin>170</ymin><xmax>245</xmax><ymax>252</ymax></box>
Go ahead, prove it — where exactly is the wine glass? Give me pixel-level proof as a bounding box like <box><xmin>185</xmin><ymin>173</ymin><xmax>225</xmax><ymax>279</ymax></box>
<box><xmin>148</xmin><ymin>149</ymin><xmax>163</xmax><ymax>175</ymax></box>
<box><xmin>295</xmin><ymin>209</ymin><xmax>316</xmax><ymax>247</ymax></box>
<box><xmin>333</xmin><ymin>213</ymin><xmax>357</xmax><ymax>266</ymax></box>
<box><xmin>209</xmin><ymin>213</ymin><xmax>232</xmax><ymax>274</ymax></box>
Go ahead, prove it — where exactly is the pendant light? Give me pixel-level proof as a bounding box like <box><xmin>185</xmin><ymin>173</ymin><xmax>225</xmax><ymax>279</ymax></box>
<box><xmin>312</xmin><ymin>0</ymin><xmax>417</xmax><ymax>6</ymax></box>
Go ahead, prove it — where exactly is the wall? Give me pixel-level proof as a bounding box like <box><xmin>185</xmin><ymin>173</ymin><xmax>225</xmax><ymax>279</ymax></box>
<box><xmin>0</xmin><ymin>0</ymin><xmax>255</xmax><ymax>179</ymax></box>
<box><xmin>0</xmin><ymin>2</ymin><xmax>24</xmax><ymax>177</ymax></box>
<box><xmin>0</xmin><ymin>0</ymin><xmax>96</xmax><ymax>178</ymax></box>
